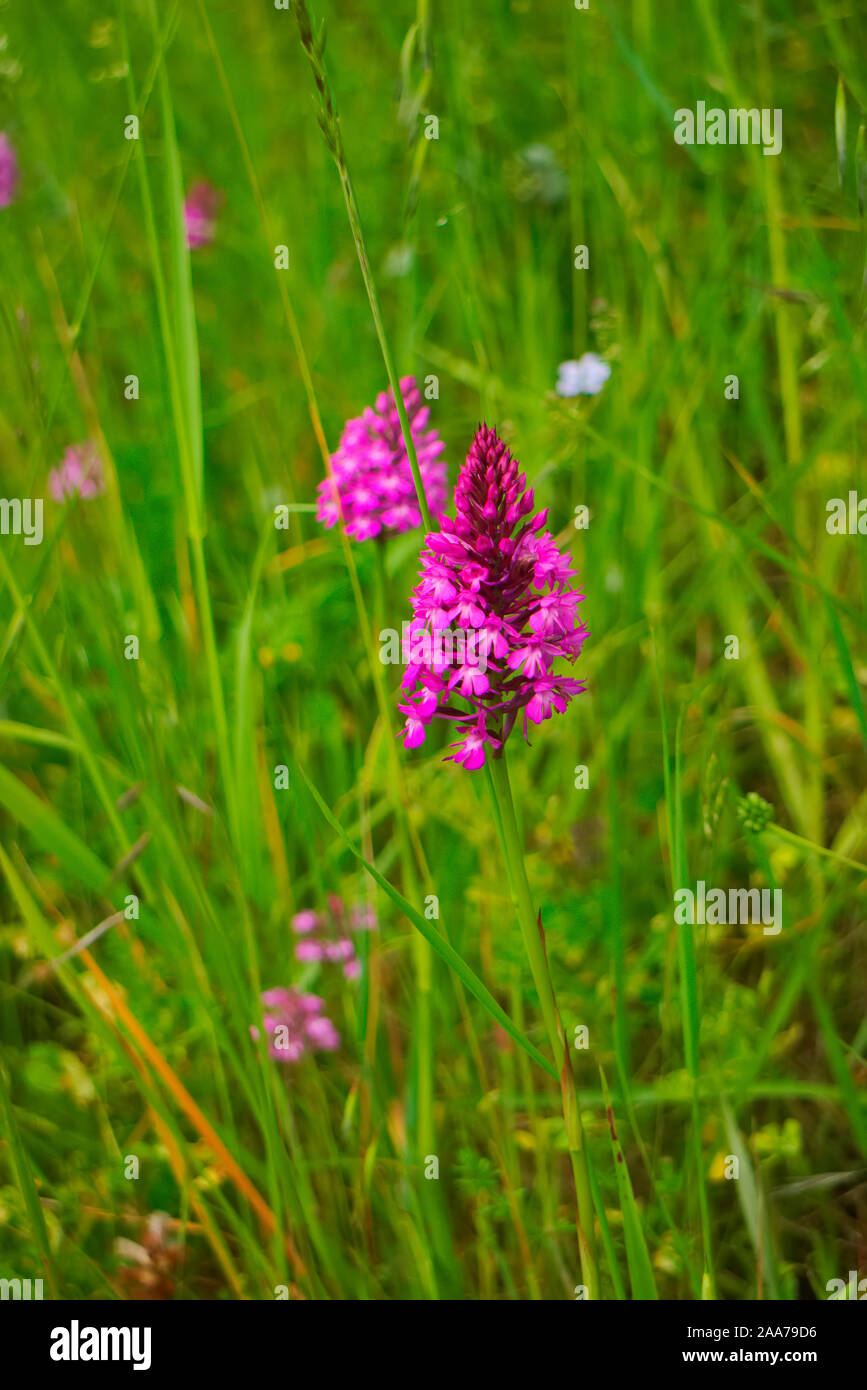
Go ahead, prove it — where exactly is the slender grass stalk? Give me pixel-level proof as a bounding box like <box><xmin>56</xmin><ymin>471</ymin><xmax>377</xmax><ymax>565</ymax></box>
<box><xmin>653</xmin><ymin>646</ymin><xmax>715</xmax><ymax>1298</ymax></box>
<box><xmin>486</xmin><ymin>751</ymin><xmax>599</xmax><ymax>1299</ymax></box>
<box><xmin>123</xmin><ymin>6</ymin><xmax>239</xmax><ymax>857</ymax></box>
<box><xmin>287</xmin><ymin>0</ymin><xmax>447</xmax><ymax>1266</ymax></box>
<box><xmin>290</xmin><ymin>0</ymin><xmax>433</xmax><ymax>534</ymax></box>
<box><xmin>195</xmin><ymin>0</ymin><xmax>435</xmax><ymax>906</ymax></box>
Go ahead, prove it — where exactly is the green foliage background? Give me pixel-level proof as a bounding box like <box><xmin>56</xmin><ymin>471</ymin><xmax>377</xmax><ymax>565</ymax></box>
<box><xmin>0</xmin><ymin>0</ymin><xmax>865</xmax><ymax>1299</ymax></box>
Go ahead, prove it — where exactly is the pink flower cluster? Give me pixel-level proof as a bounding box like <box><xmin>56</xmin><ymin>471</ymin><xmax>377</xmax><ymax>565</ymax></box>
<box><xmin>184</xmin><ymin>181</ymin><xmax>220</xmax><ymax>249</ymax></box>
<box><xmin>292</xmin><ymin>896</ymin><xmax>375</xmax><ymax>980</ymax></box>
<box><xmin>399</xmin><ymin>424</ymin><xmax>588</xmax><ymax>770</ymax></box>
<box><xmin>48</xmin><ymin>442</ymin><xmax>106</xmax><ymax>503</ymax></box>
<box><xmin>0</xmin><ymin>133</ymin><xmax>18</xmax><ymax>208</ymax></box>
<box><xmin>316</xmin><ymin>376</ymin><xmax>447</xmax><ymax>541</ymax></box>
<box><xmin>250</xmin><ymin>988</ymin><xmax>339</xmax><ymax>1063</ymax></box>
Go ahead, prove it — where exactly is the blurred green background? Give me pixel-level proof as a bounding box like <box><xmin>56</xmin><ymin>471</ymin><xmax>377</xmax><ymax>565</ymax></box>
<box><xmin>0</xmin><ymin>0</ymin><xmax>865</xmax><ymax>1300</ymax></box>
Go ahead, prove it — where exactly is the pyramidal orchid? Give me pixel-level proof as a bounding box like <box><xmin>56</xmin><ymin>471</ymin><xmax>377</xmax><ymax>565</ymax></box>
<box><xmin>398</xmin><ymin>422</ymin><xmax>599</xmax><ymax>1296</ymax></box>
<box><xmin>316</xmin><ymin>376</ymin><xmax>446</xmax><ymax>542</ymax></box>
<box><xmin>399</xmin><ymin>424</ymin><xmax>587</xmax><ymax>769</ymax></box>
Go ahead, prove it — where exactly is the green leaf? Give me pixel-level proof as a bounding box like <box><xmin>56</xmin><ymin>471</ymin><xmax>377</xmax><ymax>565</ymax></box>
<box><xmin>152</xmin><ymin>0</ymin><xmax>204</xmax><ymax>528</ymax></box>
<box><xmin>599</xmin><ymin>1067</ymin><xmax>658</xmax><ymax>1299</ymax></box>
<box><xmin>721</xmin><ymin>1100</ymin><xmax>781</xmax><ymax>1298</ymax></box>
<box><xmin>0</xmin><ymin>764</ymin><xmax>111</xmax><ymax>891</ymax></box>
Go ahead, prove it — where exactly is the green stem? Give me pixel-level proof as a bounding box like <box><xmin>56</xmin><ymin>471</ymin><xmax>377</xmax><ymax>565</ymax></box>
<box><xmin>768</xmin><ymin>823</ymin><xmax>867</xmax><ymax>877</ymax></box>
<box><xmin>372</xmin><ymin>545</ymin><xmax>434</xmax><ymax>1162</ymax></box>
<box><xmin>373</xmin><ymin>542</ymin><xmax>442</xmax><ymax>1276</ymax></box>
<box><xmin>486</xmin><ymin>750</ymin><xmax>599</xmax><ymax>1298</ymax></box>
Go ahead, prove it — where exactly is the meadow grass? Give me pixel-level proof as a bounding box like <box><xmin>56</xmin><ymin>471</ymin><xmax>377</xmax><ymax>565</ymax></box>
<box><xmin>0</xmin><ymin>0</ymin><xmax>865</xmax><ymax>1300</ymax></box>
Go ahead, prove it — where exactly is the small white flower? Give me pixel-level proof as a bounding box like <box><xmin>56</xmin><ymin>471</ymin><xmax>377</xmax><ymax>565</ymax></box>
<box><xmin>556</xmin><ymin>353</ymin><xmax>611</xmax><ymax>397</ymax></box>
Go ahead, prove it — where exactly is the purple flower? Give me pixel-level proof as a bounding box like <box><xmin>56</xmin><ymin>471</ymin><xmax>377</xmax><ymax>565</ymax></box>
<box><xmin>316</xmin><ymin>376</ymin><xmax>447</xmax><ymax>541</ymax></box>
<box><xmin>0</xmin><ymin>133</ymin><xmax>19</xmax><ymax>208</ymax></box>
<box><xmin>556</xmin><ymin>353</ymin><xmax>611</xmax><ymax>397</ymax></box>
<box><xmin>295</xmin><ymin>939</ymin><xmax>326</xmax><ymax>964</ymax></box>
<box><xmin>291</xmin><ymin>896</ymin><xmax>374</xmax><ymax>978</ymax></box>
<box><xmin>184</xmin><ymin>181</ymin><xmax>220</xmax><ymax>249</ymax></box>
<box><xmin>250</xmin><ymin>988</ymin><xmax>339</xmax><ymax>1062</ymax></box>
<box><xmin>291</xmin><ymin>910</ymin><xmax>319</xmax><ymax>934</ymax></box>
<box><xmin>48</xmin><ymin>441</ymin><xmax>106</xmax><ymax>503</ymax></box>
<box><xmin>398</xmin><ymin>424</ymin><xmax>588</xmax><ymax>770</ymax></box>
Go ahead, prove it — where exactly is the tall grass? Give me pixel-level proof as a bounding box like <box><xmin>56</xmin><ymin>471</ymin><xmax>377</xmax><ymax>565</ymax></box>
<box><xmin>0</xmin><ymin>0</ymin><xmax>865</xmax><ymax>1301</ymax></box>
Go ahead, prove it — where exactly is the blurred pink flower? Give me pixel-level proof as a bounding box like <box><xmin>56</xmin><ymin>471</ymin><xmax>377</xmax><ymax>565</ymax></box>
<box><xmin>0</xmin><ymin>133</ymin><xmax>19</xmax><ymax>208</ymax></box>
<box><xmin>316</xmin><ymin>376</ymin><xmax>447</xmax><ymax>541</ymax></box>
<box><xmin>184</xmin><ymin>181</ymin><xmax>220</xmax><ymax>249</ymax></box>
<box><xmin>295</xmin><ymin>940</ymin><xmax>326</xmax><ymax>964</ymax></box>
<box><xmin>291</xmin><ymin>897</ymin><xmax>375</xmax><ymax>979</ymax></box>
<box><xmin>48</xmin><ymin>441</ymin><xmax>106</xmax><ymax>503</ymax></box>
<box><xmin>250</xmin><ymin>988</ymin><xmax>339</xmax><ymax>1062</ymax></box>
<box><xmin>304</xmin><ymin>1014</ymin><xmax>340</xmax><ymax>1050</ymax></box>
